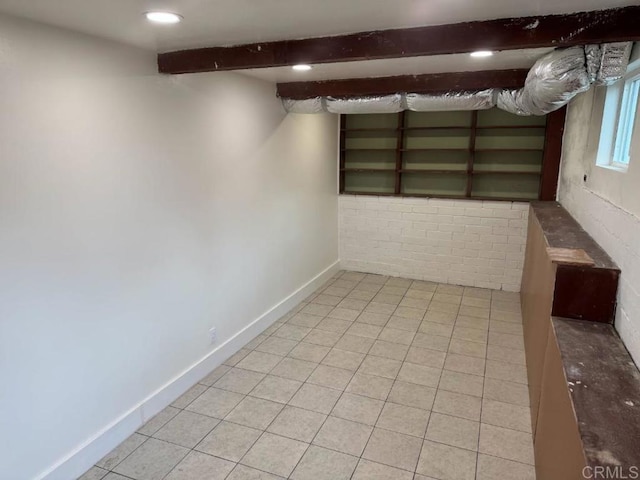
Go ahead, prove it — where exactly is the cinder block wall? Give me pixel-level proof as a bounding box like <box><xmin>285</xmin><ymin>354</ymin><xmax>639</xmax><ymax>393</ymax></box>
<box><xmin>558</xmin><ymin>85</ymin><xmax>640</xmax><ymax>367</ymax></box>
<box><xmin>339</xmin><ymin>195</ymin><xmax>529</xmax><ymax>291</ymax></box>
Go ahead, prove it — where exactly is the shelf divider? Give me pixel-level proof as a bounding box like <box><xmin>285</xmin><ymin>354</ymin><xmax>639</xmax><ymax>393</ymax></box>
<box><xmin>339</xmin><ymin>114</ymin><xmax>345</xmax><ymax>193</ymax></box>
<box><xmin>395</xmin><ymin>111</ymin><xmax>406</xmax><ymax>195</ymax></box>
<box><xmin>466</xmin><ymin>111</ymin><xmax>478</xmax><ymax>197</ymax></box>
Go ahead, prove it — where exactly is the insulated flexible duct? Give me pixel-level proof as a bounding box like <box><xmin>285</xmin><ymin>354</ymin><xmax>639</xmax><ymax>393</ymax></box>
<box><xmin>406</xmin><ymin>89</ymin><xmax>496</xmax><ymax>111</ymax></box>
<box><xmin>497</xmin><ymin>46</ymin><xmax>591</xmax><ymax>115</ymax></box>
<box><xmin>325</xmin><ymin>94</ymin><xmax>404</xmax><ymax>114</ymax></box>
<box><xmin>281</xmin><ymin>43</ymin><xmax>633</xmax><ymax>116</ymax></box>
<box><xmin>586</xmin><ymin>42</ymin><xmax>633</xmax><ymax>86</ymax></box>
<box><xmin>281</xmin><ymin>97</ymin><xmax>325</xmax><ymax>114</ymax></box>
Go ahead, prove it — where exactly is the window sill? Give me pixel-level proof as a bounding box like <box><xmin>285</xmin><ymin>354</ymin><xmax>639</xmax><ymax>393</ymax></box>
<box><xmin>596</xmin><ymin>163</ymin><xmax>629</xmax><ymax>173</ymax></box>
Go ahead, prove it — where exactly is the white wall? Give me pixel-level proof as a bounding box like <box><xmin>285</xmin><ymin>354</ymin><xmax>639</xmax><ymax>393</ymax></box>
<box><xmin>558</xmin><ymin>78</ymin><xmax>640</xmax><ymax>366</ymax></box>
<box><xmin>340</xmin><ymin>195</ymin><xmax>528</xmax><ymax>291</ymax></box>
<box><xmin>0</xmin><ymin>13</ymin><xmax>339</xmax><ymax>480</ymax></box>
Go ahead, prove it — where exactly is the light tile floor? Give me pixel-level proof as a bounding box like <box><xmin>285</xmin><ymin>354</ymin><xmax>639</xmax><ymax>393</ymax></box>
<box><xmin>80</xmin><ymin>271</ymin><xmax>536</xmax><ymax>480</ymax></box>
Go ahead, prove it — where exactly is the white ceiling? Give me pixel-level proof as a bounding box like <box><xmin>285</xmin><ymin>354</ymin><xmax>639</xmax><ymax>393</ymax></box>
<box><xmin>0</xmin><ymin>0</ymin><xmax>635</xmax><ymax>53</ymax></box>
<box><xmin>242</xmin><ymin>48</ymin><xmax>554</xmax><ymax>83</ymax></box>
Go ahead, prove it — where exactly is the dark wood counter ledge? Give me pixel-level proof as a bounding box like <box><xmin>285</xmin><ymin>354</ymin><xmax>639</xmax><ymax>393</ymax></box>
<box><xmin>521</xmin><ymin>202</ymin><xmax>637</xmax><ymax>480</ymax></box>
<box><xmin>552</xmin><ymin>317</ymin><xmax>640</xmax><ymax>470</ymax></box>
<box><xmin>534</xmin><ymin>317</ymin><xmax>640</xmax><ymax>479</ymax></box>
<box><xmin>531</xmin><ymin>201</ymin><xmax>618</xmax><ymax>270</ymax></box>
<box><xmin>530</xmin><ymin>202</ymin><xmax>620</xmax><ymax>324</ymax></box>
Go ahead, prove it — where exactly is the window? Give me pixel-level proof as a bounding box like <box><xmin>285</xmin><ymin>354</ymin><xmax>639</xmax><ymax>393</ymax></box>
<box><xmin>597</xmin><ymin>59</ymin><xmax>640</xmax><ymax>170</ymax></box>
<box><xmin>613</xmin><ymin>73</ymin><xmax>640</xmax><ymax>165</ymax></box>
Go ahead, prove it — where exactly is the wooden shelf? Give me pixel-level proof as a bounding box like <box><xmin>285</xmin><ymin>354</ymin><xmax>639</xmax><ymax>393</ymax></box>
<box><xmin>341</xmin><ymin>148</ymin><xmax>396</xmax><ymax>152</ymax></box>
<box><xmin>342</xmin><ymin>190</ymin><xmax>396</xmax><ymax>196</ymax></box>
<box><xmin>401</xmin><ymin>148</ymin><xmax>470</xmax><ymax>152</ymax></box>
<box><xmin>402</xmin><ymin>126</ymin><xmax>471</xmax><ymax>131</ymax></box>
<box><xmin>472</xmin><ymin>170</ymin><xmax>542</xmax><ymax>175</ymax></box>
<box><xmin>469</xmin><ymin>195</ymin><xmax>538</xmax><ymax>201</ymax></box>
<box><xmin>341</xmin><ymin>168</ymin><xmax>396</xmax><ymax>172</ymax></box>
<box><xmin>341</xmin><ymin>128</ymin><xmax>399</xmax><ymax>132</ymax></box>
<box><xmin>344</xmin><ymin>148</ymin><xmax>542</xmax><ymax>154</ymax></box>
<box><xmin>400</xmin><ymin>169</ymin><xmax>467</xmax><ymax>174</ymax></box>
<box><xmin>339</xmin><ymin>108</ymin><xmax>564</xmax><ymax>201</ymax></box>
<box><xmin>475</xmin><ymin>148</ymin><xmax>543</xmax><ymax>152</ymax></box>
<box><xmin>343</xmin><ymin>124</ymin><xmax>488</xmax><ymax>133</ymax></box>
<box><xmin>476</xmin><ymin>125</ymin><xmax>546</xmax><ymax>130</ymax></box>
<box><xmin>471</xmin><ymin>194</ymin><xmax>539</xmax><ymax>201</ymax></box>
<box><xmin>399</xmin><ymin>193</ymin><xmax>467</xmax><ymax>200</ymax></box>
<box><xmin>340</xmin><ymin>191</ymin><xmax>541</xmax><ymax>202</ymax></box>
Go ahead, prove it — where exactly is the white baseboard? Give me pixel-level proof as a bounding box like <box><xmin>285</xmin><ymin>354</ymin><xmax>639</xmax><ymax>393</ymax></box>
<box><xmin>37</xmin><ymin>260</ymin><xmax>341</xmax><ymax>480</ymax></box>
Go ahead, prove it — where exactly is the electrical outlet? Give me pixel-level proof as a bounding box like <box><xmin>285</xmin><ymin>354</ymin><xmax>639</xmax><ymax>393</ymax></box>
<box><xmin>209</xmin><ymin>327</ymin><xmax>217</xmax><ymax>344</ymax></box>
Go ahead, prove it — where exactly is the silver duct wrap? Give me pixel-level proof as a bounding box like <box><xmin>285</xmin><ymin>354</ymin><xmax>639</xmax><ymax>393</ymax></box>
<box><xmin>406</xmin><ymin>89</ymin><xmax>496</xmax><ymax>111</ymax></box>
<box><xmin>281</xmin><ymin>42</ymin><xmax>632</xmax><ymax>116</ymax></box>
<box><xmin>586</xmin><ymin>42</ymin><xmax>633</xmax><ymax>85</ymax></box>
<box><xmin>496</xmin><ymin>89</ymin><xmax>528</xmax><ymax>116</ymax></box>
<box><xmin>497</xmin><ymin>46</ymin><xmax>591</xmax><ymax>115</ymax></box>
<box><xmin>283</xmin><ymin>91</ymin><xmax>497</xmax><ymax>114</ymax></box>
<box><xmin>325</xmin><ymin>94</ymin><xmax>404</xmax><ymax>114</ymax></box>
<box><xmin>282</xmin><ymin>97</ymin><xmax>325</xmax><ymax>114</ymax></box>
<box><xmin>585</xmin><ymin>44</ymin><xmax>603</xmax><ymax>83</ymax></box>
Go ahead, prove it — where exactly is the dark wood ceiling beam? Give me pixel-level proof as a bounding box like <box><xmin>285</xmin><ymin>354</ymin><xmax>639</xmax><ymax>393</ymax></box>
<box><xmin>276</xmin><ymin>69</ymin><xmax>529</xmax><ymax>100</ymax></box>
<box><xmin>158</xmin><ymin>6</ymin><xmax>640</xmax><ymax>74</ymax></box>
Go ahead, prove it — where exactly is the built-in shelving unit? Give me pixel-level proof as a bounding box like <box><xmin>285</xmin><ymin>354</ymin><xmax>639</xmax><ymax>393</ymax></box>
<box><xmin>339</xmin><ymin>107</ymin><xmax>565</xmax><ymax>201</ymax></box>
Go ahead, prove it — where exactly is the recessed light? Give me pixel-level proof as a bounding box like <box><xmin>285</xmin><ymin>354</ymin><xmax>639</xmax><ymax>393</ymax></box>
<box><xmin>145</xmin><ymin>11</ymin><xmax>183</xmax><ymax>24</ymax></box>
<box><xmin>292</xmin><ymin>64</ymin><xmax>312</xmax><ymax>71</ymax></box>
<box><xmin>470</xmin><ymin>50</ymin><xmax>494</xmax><ymax>58</ymax></box>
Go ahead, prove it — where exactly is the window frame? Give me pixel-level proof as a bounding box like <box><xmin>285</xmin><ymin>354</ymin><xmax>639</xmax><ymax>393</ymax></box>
<box><xmin>597</xmin><ymin>59</ymin><xmax>640</xmax><ymax>171</ymax></box>
<box><xmin>613</xmin><ymin>72</ymin><xmax>640</xmax><ymax>166</ymax></box>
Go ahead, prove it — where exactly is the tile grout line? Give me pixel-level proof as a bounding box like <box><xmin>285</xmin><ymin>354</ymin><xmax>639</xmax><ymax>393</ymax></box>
<box><xmin>94</xmin><ymin>272</ymin><xmax>532</xmax><ymax>480</ymax></box>
<box><xmin>473</xmin><ymin>287</ymin><xmax>494</xmax><ymax>479</ymax></box>
<box><xmin>101</xmin><ymin>271</ymin><xmax>349</xmax><ymax>479</ymax></box>
<box><xmin>357</xmin><ymin>277</ymin><xmax>432</xmax><ymax>477</ymax></box>
<box><xmin>115</xmin><ymin>273</ymin><xmax>348</xmax><ymax>480</ymax></box>
<box><xmin>420</xmin><ymin>284</ymin><xmax>464</xmax><ymax>477</ymax></box>
<box><xmin>345</xmin><ymin>275</ymin><xmax>420</xmax><ymax>479</ymax></box>
<box><xmin>273</xmin><ymin>272</ymin><xmax>377</xmax><ymax>479</ymax></box>
<box><xmin>225</xmin><ymin>274</ymin><xmax>347</xmax><ymax>479</ymax></box>
<box><xmin>232</xmin><ymin>272</ymin><xmax>349</xmax><ymax>477</ymax></box>
<box><xmin>239</xmin><ymin>271</ymin><xmax>368</xmax><ymax>479</ymax></box>
<box><xmin>309</xmin><ymin>273</ymin><xmax>387</xmax><ymax>479</ymax></box>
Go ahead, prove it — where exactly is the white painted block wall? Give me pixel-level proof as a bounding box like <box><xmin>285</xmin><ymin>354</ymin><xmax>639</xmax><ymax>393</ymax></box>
<box><xmin>558</xmin><ymin>83</ymin><xmax>640</xmax><ymax>367</ymax></box>
<box><xmin>340</xmin><ymin>195</ymin><xmax>528</xmax><ymax>291</ymax></box>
